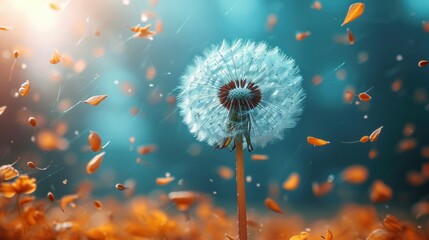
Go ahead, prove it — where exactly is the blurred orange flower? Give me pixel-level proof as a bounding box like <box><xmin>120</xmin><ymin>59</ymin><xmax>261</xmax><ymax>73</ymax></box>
<box><xmin>0</xmin><ymin>175</ymin><xmax>37</xmax><ymax>198</ymax></box>
<box><xmin>0</xmin><ymin>165</ymin><xmax>19</xmax><ymax>181</ymax></box>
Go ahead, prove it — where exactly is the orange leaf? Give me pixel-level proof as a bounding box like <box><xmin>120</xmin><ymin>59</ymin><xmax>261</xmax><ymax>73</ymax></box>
<box><xmin>86</xmin><ymin>152</ymin><xmax>105</xmax><ymax>175</ymax></box>
<box><xmin>307</xmin><ymin>136</ymin><xmax>330</xmax><ymax>146</ymax></box>
<box><xmin>341</xmin><ymin>2</ymin><xmax>365</xmax><ymax>26</ymax></box>
<box><xmin>264</xmin><ymin>198</ymin><xmax>283</xmax><ymax>213</ymax></box>
<box><xmin>83</xmin><ymin>95</ymin><xmax>108</xmax><ymax>106</ymax></box>
<box><xmin>251</xmin><ymin>154</ymin><xmax>269</xmax><ymax>161</ymax></box>
<box><xmin>369</xmin><ymin>126</ymin><xmax>383</xmax><ymax>142</ymax></box>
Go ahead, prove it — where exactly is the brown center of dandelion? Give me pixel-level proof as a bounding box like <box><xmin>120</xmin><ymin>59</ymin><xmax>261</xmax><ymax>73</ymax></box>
<box><xmin>218</xmin><ymin>79</ymin><xmax>261</xmax><ymax>110</ymax></box>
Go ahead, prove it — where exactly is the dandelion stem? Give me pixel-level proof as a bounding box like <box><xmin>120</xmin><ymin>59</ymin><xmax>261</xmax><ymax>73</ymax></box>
<box><xmin>235</xmin><ymin>138</ymin><xmax>247</xmax><ymax>240</ymax></box>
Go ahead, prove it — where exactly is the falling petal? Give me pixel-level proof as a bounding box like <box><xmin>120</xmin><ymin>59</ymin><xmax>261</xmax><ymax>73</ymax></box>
<box><xmin>137</xmin><ymin>144</ymin><xmax>157</xmax><ymax>155</ymax></box>
<box><xmin>60</xmin><ymin>194</ymin><xmax>79</xmax><ymax>209</ymax></box>
<box><xmin>307</xmin><ymin>136</ymin><xmax>330</xmax><ymax>146</ymax></box>
<box><xmin>0</xmin><ymin>106</ymin><xmax>6</xmax><ymax>116</ymax></box>
<box><xmin>295</xmin><ymin>31</ymin><xmax>311</xmax><ymax>41</ymax></box>
<box><xmin>325</xmin><ymin>229</ymin><xmax>333</xmax><ymax>240</ymax></box>
<box><xmin>369</xmin><ymin>126</ymin><xmax>383</xmax><ymax>142</ymax></box>
<box><xmin>94</xmin><ymin>200</ymin><xmax>102</xmax><ymax>209</ymax></box>
<box><xmin>341</xmin><ymin>165</ymin><xmax>368</xmax><ymax>184</ymax></box>
<box><xmin>358</xmin><ymin>92</ymin><xmax>371</xmax><ymax>101</ymax></box>
<box><xmin>19</xmin><ymin>80</ymin><xmax>30</xmax><ymax>96</ymax></box>
<box><xmin>218</xmin><ymin>166</ymin><xmax>233</xmax><ymax>180</ymax></box>
<box><xmin>312</xmin><ymin>181</ymin><xmax>334</xmax><ymax>197</ymax></box>
<box><xmin>282</xmin><ymin>173</ymin><xmax>300</xmax><ymax>190</ymax></box>
<box><xmin>13</xmin><ymin>50</ymin><xmax>19</xmax><ymax>58</ymax></box>
<box><xmin>86</xmin><ymin>152</ymin><xmax>105</xmax><ymax>174</ymax></box>
<box><xmin>50</xmin><ymin>49</ymin><xmax>61</xmax><ymax>64</ymax></box>
<box><xmin>266</xmin><ymin>14</ymin><xmax>277</xmax><ymax>31</ymax></box>
<box><xmin>311</xmin><ymin>1</ymin><xmax>322</xmax><ymax>10</ymax></box>
<box><xmin>156</xmin><ymin>177</ymin><xmax>175</xmax><ymax>186</ymax></box>
<box><xmin>264</xmin><ymin>198</ymin><xmax>283</xmax><ymax>213</ymax></box>
<box><xmin>347</xmin><ymin>28</ymin><xmax>355</xmax><ymax>44</ymax></box>
<box><xmin>0</xmin><ymin>26</ymin><xmax>12</xmax><ymax>31</ymax></box>
<box><xmin>370</xmin><ymin>180</ymin><xmax>392</xmax><ymax>203</ymax></box>
<box><xmin>341</xmin><ymin>3</ymin><xmax>365</xmax><ymax>26</ymax></box>
<box><xmin>49</xmin><ymin>3</ymin><xmax>61</xmax><ymax>11</ymax></box>
<box><xmin>84</xmin><ymin>95</ymin><xmax>108</xmax><ymax>106</ymax></box>
<box><xmin>88</xmin><ymin>131</ymin><xmax>102</xmax><ymax>152</ymax></box>
<box><xmin>251</xmin><ymin>154</ymin><xmax>269</xmax><ymax>161</ymax></box>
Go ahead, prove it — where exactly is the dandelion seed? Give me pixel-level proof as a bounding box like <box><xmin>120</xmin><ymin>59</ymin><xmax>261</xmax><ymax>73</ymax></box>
<box><xmin>369</xmin><ymin>126</ymin><xmax>383</xmax><ymax>142</ymax></box>
<box><xmin>418</xmin><ymin>60</ymin><xmax>429</xmax><ymax>68</ymax></box>
<box><xmin>177</xmin><ymin>40</ymin><xmax>304</xmax><ymax>239</ymax></box>
<box><xmin>28</xmin><ymin>116</ymin><xmax>37</xmax><ymax>127</ymax></box>
<box><xmin>115</xmin><ymin>183</ymin><xmax>127</xmax><ymax>190</ymax></box>
<box><xmin>47</xmin><ymin>192</ymin><xmax>55</xmax><ymax>202</ymax></box>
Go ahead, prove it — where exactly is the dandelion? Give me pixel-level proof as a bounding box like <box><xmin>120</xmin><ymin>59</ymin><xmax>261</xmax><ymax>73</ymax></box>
<box><xmin>178</xmin><ymin>39</ymin><xmax>304</xmax><ymax>239</ymax></box>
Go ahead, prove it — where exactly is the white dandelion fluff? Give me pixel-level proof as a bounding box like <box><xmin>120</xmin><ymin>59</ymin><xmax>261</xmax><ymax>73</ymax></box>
<box><xmin>178</xmin><ymin>39</ymin><xmax>305</xmax><ymax>151</ymax></box>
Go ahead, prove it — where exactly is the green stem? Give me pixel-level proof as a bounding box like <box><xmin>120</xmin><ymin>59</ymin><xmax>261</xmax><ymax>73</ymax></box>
<box><xmin>235</xmin><ymin>138</ymin><xmax>247</xmax><ymax>240</ymax></box>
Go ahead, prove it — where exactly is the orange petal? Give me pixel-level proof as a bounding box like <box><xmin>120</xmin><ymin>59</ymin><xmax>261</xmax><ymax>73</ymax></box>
<box><xmin>251</xmin><ymin>154</ymin><xmax>269</xmax><ymax>161</ymax></box>
<box><xmin>370</xmin><ymin>180</ymin><xmax>392</xmax><ymax>203</ymax></box>
<box><xmin>137</xmin><ymin>144</ymin><xmax>157</xmax><ymax>155</ymax></box>
<box><xmin>88</xmin><ymin>131</ymin><xmax>102</xmax><ymax>152</ymax></box>
<box><xmin>19</xmin><ymin>80</ymin><xmax>30</xmax><ymax>96</ymax></box>
<box><xmin>266</xmin><ymin>14</ymin><xmax>277</xmax><ymax>31</ymax></box>
<box><xmin>311</xmin><ymin>1</ymin><xmax>322</xmax><ymax>10</ymax></box>
<box><xmin>86</xmin><ymin>152</ymin><xmax>105</xmax><ymax>175</ymax></box>
<box><xmin>50</xmin><ymin>49</ymin><xmax>61</xmax><ymax>64</ymax></box>
<box><xmin>0</xmin><ymin>165</ymin><xmax>19</xmax><ymax>181</ymax></box>
<box><xmin>341</xmin><ymin>165</ymin><xmax>368</xmax><ymax>184</ymax></box>
<box><xmin>156</xmin><ymin>177</ymin><xmax>175</xmax><ymax>186</ymax></box>
<box><xmin>146</xmin><ymin>66</ymin><xmax>157</xmax><ymax>81</ymax></box>
<box><xmin>325</xmin><ymin>229</ymin><xmax>333</xmax><ymax>240</ymax></box>
<box><xmin>218</xmin><ymin>166</ymin><xmax>234</xmax><ymax>180</ymax></box>
<box><xmin>295</xmin><ymin>31</ymin><xmax>311</xmax><ymax>41</ymax></box>
<box><xmin>358</xmin><ymin>92</ymin><xmax>371</xmax><ymax>101</ymax></box>
<box><xmin>282</xmin><ymin>173</ymin><xmax>300</xmax><ymax>191</ymax></box>
<box><xmin>94</xmin><ymin>200</ymin><xmax>102</xmax><ymax>209</ymax></box>
<box><xmin>369</xmin><ymin>126</ymin><xmax>383</xmax><ymax>142</ymax></box>
<box><xmin>360</xmin><ymin>135</ymin><xmax>369</xmax><ymax>143</ymax></box>
<box><xmin>0</xmin><ymin>26</ymin><xmax>12</xmax><ymax>31</ymax></box>
<box><xmin>307</xmin><ymin>136</ymin><xmax>330</xmax><ymax>146</ymax></box>
<box><xmin>341</xmin><ymin>2</ymin><xmax>365</xmax><ymax>26</ymax></box>
<box><xmin>264</xmin><ymin>198</ymin><xmax>283</xmax><ymax>213</ymax></box>
<box><xmin>49</xmin><ymin>3</ymin><xmax>61</xmax><ymax>11</ymax></box>
<box><xmin>418</xmin><ymin>60</ymin><xmax>429</xmax><ymax>68</ymax></box>
<box><xmin>60</xmin><ymin>194</ymin><xmax>79</xmax><ymax>209</ymax></box>
<box><xmin>83</xmin><ymin>95</ymin><xmax>108</xmax><ymax>106</ymax></box>
<box><xmin>0</xmin><ymin>106</ymin><xmax>6</xmax><ymax>116</ymax></box>
<box><xmin>312</xmin><ymin>181</ymin><xmax>334</xmax><ymax>197</ymax></box>
<box><xmin>347</xmin><ymin>28</ymin><xmax>355</xmax><ymax>45</ymax></box>
<box><xmin>383</xmin><ymin>214</ymin><xmax>403</xmax><ymax>233</ymax></box>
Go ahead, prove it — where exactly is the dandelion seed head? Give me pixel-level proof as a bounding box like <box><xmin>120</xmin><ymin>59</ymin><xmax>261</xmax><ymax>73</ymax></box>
<box><xmin>178</xmin><ymin>39</ymin><xmax>305</xmax><ymax>149</ymax></box>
